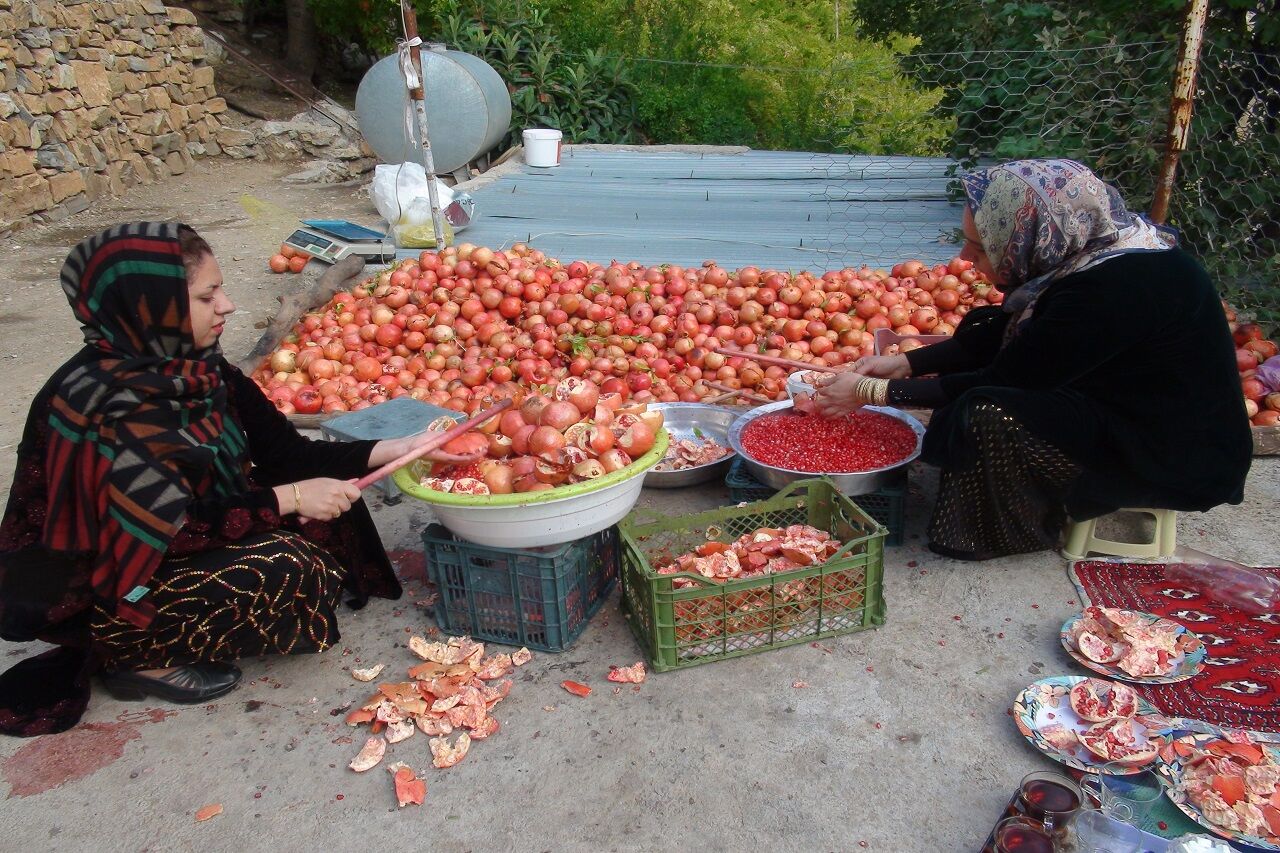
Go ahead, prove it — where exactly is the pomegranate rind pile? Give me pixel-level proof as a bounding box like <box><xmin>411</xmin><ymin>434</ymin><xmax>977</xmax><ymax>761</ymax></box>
<box><xmin>1171</xmin><ymin>732</ymin><xmax>1280</xmax><ymax>840</ymax></box>
<box><xmin>1036</xmin><ymin>678</ymin><xmax>1162</xmax><ymax>767</ymax></box>
<box><xmin>343</xmin><ymin>635</ymin><xmax>533</xmax><ymax>807</ymax></box>
<box><xmin>656</xmin><ymin>524</ymin><xmax>841</xmax><ymax>588</ymax></box>
<box><xmin>1066</xmin><ymin>606</ymin><xmax>1203</xmax><ymax>679</ymax></box>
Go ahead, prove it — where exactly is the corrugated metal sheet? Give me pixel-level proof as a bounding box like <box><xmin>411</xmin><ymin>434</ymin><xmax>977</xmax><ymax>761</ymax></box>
<box><xmin>454</xmin><ymin>148</ymin><xmax>964</xmax><ymax>271</ymax></box>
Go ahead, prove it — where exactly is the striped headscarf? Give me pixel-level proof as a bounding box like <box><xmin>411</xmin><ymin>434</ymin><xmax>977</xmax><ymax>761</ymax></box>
<box><xmin>42</xmin><ymin>223</ymin><xmax>249</xmax><ymax>628</ymax></box>
<box><xmin>960</xmin><ymin>159</ymin><xmax>1176</xmax><ymax>338</ymax></box>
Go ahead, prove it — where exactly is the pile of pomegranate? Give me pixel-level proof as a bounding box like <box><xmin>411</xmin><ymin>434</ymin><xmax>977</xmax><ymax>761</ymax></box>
<box><xmin>1230</xmin><ymin>313</ymin><xmax>1280</xmax><ymax>428</ymax></box>
<box><xmin>267</xmin><ymin>243</ymin><xmax>312</xmax><ymax>275</ymax></box>
<box><xmin>251</xmin><ymin>243</ymin><xmax>1278</xmax><ymax>434</ymax></box>
<box><xmin>419</xmin><ymin>378</ymin><xmax>661</xmax><ymax>495</ymax></box>
<box><xmin>252</xmin><ymin>244</ymin><xmax>996</xmax><ymax>416</ymax></box>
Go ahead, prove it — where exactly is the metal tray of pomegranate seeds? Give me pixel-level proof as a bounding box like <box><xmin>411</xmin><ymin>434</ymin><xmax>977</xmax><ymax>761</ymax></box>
<box><xmin>727</xmin><ymin>400</ymin><xmax>924</xmax><ymax>496</ymax></box>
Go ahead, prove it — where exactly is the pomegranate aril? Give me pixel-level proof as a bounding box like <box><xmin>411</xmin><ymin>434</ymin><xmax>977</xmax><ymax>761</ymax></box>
<box><xmin>741</xmin><ymin>410</ymin><xmax>916</xmax><ymax>473</ymax></box>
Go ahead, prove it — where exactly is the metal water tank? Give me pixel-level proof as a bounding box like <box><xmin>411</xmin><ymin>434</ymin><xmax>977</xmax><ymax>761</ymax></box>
<box><xmin>355</xmin><ymin>46</ymin><xmax>511</xmax><ymax>174</ymax></box>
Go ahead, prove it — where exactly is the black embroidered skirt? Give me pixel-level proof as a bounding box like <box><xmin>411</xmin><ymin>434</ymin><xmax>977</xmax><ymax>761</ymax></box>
<box><xmin>925</xmin><ymin>397</ymin><xmax>1082</xmax><ymax>560</ymax></box>
<box><xmin>90</xmin><ymin>531</ymin><xmax>345</xmax><ymax>670</ymax></box>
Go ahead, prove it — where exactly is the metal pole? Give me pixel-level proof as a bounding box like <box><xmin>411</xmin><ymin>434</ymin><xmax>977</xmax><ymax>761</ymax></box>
<box><xmin>1150</xmin><ymin>0</ymin><xmax>1209</xmax><ymax>225</ymax></box>
<box><xmin>401</xmin><ymin>1</ymin><xmax>448</xmax><ymax>249</ymax></box>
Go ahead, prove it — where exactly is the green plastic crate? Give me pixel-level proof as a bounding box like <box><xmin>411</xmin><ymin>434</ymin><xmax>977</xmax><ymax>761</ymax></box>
<box><xmin>619</xmin><ymin>478</ymin><xmax>887</xmax><ymax>671</ymax></box>
<box><xmin>422</xmin><ymin>524</ymin><xmax>617</xmax><ymax>652</ymax></box>
<box><xmin>725</xmin><ymin>457</ymin><xmax>908</xmax><ymax>546</ymax></box>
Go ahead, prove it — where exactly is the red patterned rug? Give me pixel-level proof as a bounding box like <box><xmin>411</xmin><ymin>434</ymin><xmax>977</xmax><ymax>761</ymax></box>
<box><xmin>1070</xmin><ymin>560</ymin><xmax>1280</xmax><ymax>733</ymax></box>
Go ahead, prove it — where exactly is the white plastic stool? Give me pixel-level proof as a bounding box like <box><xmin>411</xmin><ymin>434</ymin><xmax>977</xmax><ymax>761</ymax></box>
<box><xmin>1062</xmin><ymin>508</ymin><xmax>1178</xmax><ymax>561</ymax></box>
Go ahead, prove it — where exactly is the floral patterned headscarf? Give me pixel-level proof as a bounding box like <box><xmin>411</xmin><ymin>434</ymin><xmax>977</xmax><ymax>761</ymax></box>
<box><xmin>960</xmin><ymin>159</ymin><xmax>1176</xmax><ymax>336</ymax></box>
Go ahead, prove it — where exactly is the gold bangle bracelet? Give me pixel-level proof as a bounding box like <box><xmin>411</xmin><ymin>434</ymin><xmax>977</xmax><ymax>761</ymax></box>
<box><xmin>855</xmin><ymin>377</ymin><xmax>889</xmax><ymax>407</ymax></box>
<box><xmin>292</xmin><ymin>483</ymin><xmax>302</xmax><ymax>515</ymax></box>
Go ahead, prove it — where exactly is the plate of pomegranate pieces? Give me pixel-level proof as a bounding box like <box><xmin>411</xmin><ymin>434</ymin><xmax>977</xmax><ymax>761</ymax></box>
<box><xmin>1011</xmin><ymin>676</ymin><xmax>1171</xmax><ymax>775</ymax></box>
<box><xmin>1157</xmin><ymin>729</ymin><xmax>1280</xmax><ymax>850</ymax></box>
<box><xmin>1061</xmin><ymin>606</ymin><xmax>1207</xmax><ymax>684</ymax></box>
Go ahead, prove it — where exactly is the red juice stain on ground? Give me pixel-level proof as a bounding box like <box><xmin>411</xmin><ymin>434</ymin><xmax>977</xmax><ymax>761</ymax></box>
<box><xmin>386</xmin><ymin>549</ymin><xmax>426</xmax><ymax>583</ymax></box>
<box><xmin>2</xmin><ymin>709</ymin><xmax>175</xmax><ymax>797</ymax></box>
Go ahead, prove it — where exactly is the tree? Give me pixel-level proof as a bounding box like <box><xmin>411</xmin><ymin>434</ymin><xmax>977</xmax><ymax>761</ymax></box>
<box><xmin>283</xmin><ymin>0</ymin><xmax>319</xmax><ymax>80</ymax></box>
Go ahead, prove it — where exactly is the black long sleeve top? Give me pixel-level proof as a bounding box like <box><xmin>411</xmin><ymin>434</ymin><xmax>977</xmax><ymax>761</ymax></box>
<box><xmin>886</xmin><ymin>247</ymin><xmax>1251</xmax><ymax>513</ymax></box>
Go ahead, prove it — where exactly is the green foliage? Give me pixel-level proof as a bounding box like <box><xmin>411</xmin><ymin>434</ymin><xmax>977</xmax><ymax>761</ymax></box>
<box><xmin>850</xmin><ymin>0</ymin><xmax>1280</xmax><ymax>330</ymax></box>
<box><xmin>307</xmin><ymin>0</ymin><xmax>950</xmax><ymax>153</ymax></box>
<box><xmin>542</xmin><ymin>0</ymin><xmax>950</xmax><ymax>153</ymax></box>
<box><xmin>308</xmin><ymin>0</ymin><xmax>405</xmax><ymax>56</ymax></box>
<box><xmin>438</xmin><ymin>2</ymin><xmax>642</xmax><ymax>147</ymax></box>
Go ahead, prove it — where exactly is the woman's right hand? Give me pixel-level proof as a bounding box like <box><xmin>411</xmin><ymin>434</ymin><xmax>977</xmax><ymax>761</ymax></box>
<box><xmin>846</xmin><ymin>354</ymin><xmax>912</xmax><ymax>380</ymax></box>
<box><xmin>279</xmin><ymin>478</ymin><xmax>362</xmax><ymax>522</ymax></box>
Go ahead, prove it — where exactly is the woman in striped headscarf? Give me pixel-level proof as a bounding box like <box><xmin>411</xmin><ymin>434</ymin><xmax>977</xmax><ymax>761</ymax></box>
<box><xmin>0</xmin><ymin>223</ymin><xmax>477</xmax><ymax>736</ymax></box>
<box><xmin>815</xmin><ymin>160</ymin><xmax>1252</xmax><ymax>560</ymax></box>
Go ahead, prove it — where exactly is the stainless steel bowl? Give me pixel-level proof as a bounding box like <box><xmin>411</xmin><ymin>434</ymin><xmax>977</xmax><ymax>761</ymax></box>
<box><xmin>642</xmin><ymin>403</ymin><xmax>739</xmax><ymax>489</ymax></box>
<box><xmin>727</xmin><ymin>400</ymin><xmax>924</xmax><ymax>496</ymax></box>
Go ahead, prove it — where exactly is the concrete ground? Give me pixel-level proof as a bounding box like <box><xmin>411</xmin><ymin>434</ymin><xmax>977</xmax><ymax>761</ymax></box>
<box><xmin>0</xmin><ymin>157</ymin><xmax>1276</xmax><ymax>852</ymax></box>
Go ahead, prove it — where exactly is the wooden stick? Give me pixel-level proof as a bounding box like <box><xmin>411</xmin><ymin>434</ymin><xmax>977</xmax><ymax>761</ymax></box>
<box><xmin>704</xmin><ymin>388</ymin><xmax>745</xmax><ymax>405</ymax></box>
<box><xmin>1150</xmin><ymin>0</ymin><xmax>1208</xmax><ymax>225</ymax></box>
<box><xmin>705</xmin><ymin>381</ymin><xmax>773</xmax><ymax>406</ymax></box>
<box><xmin>712</xmin><ymin>347</ymin><xmax>840</xmax><ymax>374</ymax></box>
<box><xmin>236</xmin><ymin>254</ymin><xmax>367</xmax><ymax>376</ymax></box>
<box><xmin>353</xmin><ymin>399</ymin><xmax>512</xmax><ymax>490</ymax></box>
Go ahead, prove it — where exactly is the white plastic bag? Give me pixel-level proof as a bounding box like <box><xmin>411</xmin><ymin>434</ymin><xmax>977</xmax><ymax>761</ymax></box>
<box><xmin>371</xmin><ymin>162</ymin><xmax>454</xmax><ymax>227</ymax></box>
<box><xmin>1165</xmin><ymin>546</ymin><xmax>1280</xmax><ymax>615</ymax></box>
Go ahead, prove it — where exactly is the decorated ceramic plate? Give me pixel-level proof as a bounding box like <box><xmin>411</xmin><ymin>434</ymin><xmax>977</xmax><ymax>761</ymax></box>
<box><xmin>1011</xmin><ymin>676</ymin><xmax>1171</xmax><ymax>776</ymax></box>
<box><xmin>1060</xmin><ymin>607</ymin><xmax>1207</xmax><ymax>685</ymax></box>
<box><xmin>1156</xmin><ymin>730</ymin><xmax>1280</xmax><ymax>851</ymax></box>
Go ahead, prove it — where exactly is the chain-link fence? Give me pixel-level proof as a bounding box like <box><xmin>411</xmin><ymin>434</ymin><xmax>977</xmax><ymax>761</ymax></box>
<box><xmin>810</xmin><ymin>39</ymin><xmax>1279</xmax><ymax>328</ymax></box>
<box><xmin>1176</xmin><ymin>45</ymin><xmax>1280</xmax><ymax>327</ymax></box>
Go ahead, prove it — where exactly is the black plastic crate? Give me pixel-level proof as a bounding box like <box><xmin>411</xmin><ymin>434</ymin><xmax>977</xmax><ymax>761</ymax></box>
<box><xmin>422</xmin><ymin>524</ymin><xmax>618</xmax><ymax>652</ymax></box>
<box><xmin>725</xmin><ymin>457</ymin><xmax>907</xmax><ymax>546</ymax></box>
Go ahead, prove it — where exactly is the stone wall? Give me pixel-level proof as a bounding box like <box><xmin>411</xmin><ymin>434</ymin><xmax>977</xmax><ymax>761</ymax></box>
<box><xmin>215</xmin><ymin>105</ymin><xmax>379</xmax><ymax>184</ymax></box>
<box><xmin>0</xmin><ymin>0</ymin><xmax>226</xmax><ymax>235</ymax></box>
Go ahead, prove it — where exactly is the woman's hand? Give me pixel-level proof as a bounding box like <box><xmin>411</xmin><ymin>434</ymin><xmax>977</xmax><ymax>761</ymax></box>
<box><xmin>812</xmin><ymin>372</ymin><xmax>869</xmax><ymax>419</ymax></box>
<box><xmin>847</xmin><ymin>354</ymin><xmax>911</xmax><ymax>380</ymax></box>
<box><xmin>276</xmin><ymin>478</ymin><xmax>362</xmax><ymax>522</ymax></box>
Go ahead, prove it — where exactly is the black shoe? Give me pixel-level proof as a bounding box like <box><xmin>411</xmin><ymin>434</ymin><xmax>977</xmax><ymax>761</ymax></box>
<box><xmin>101</xmin><ymin>662</ymin><xmax>242</xmax><ymax>703</ymax></box>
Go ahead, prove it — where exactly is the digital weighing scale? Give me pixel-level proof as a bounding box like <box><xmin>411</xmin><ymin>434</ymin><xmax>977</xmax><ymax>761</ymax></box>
<box><xmin>283</xmin><ymin>220</ymin><xmax>397</xmax><ymax>264</ymax></box>
<box><xmin>285</xmin><ymin>195</ymin><xmax>476</xmax><ymax>264</ymax></box>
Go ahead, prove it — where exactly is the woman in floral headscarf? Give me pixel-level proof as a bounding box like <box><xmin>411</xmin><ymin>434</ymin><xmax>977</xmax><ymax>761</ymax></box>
<box><xmin>0</xmin><ymin>223</ymin><xmax>480</xmax><ymax>736</ymax></box>
<box><xmin>815</xmin><ymin>159</ymin><xmax>1251</xmax><ymax>560</ymax></box>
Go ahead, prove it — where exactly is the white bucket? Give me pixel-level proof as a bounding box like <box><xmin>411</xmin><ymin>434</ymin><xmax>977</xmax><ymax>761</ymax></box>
<box><xmin>522</xmin><ymin>128</ymin><xmax>562</xmax><ymax>167</ymax></box>
<box><xmin>786</xmin><ymin>370</ymin><xmax>824</xmax><ymax>401</ymax></box>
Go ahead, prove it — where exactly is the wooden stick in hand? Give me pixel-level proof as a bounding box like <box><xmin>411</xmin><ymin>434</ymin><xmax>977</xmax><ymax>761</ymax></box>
<box><xmin>712</xmin><ymin>346</ymin><xmax>840</xmax><ymax>374</ymax></box>
<box><xmin>353</xmin><ymin>398</ymin><xmax>512</xmax><ymax>490</ymax></box>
